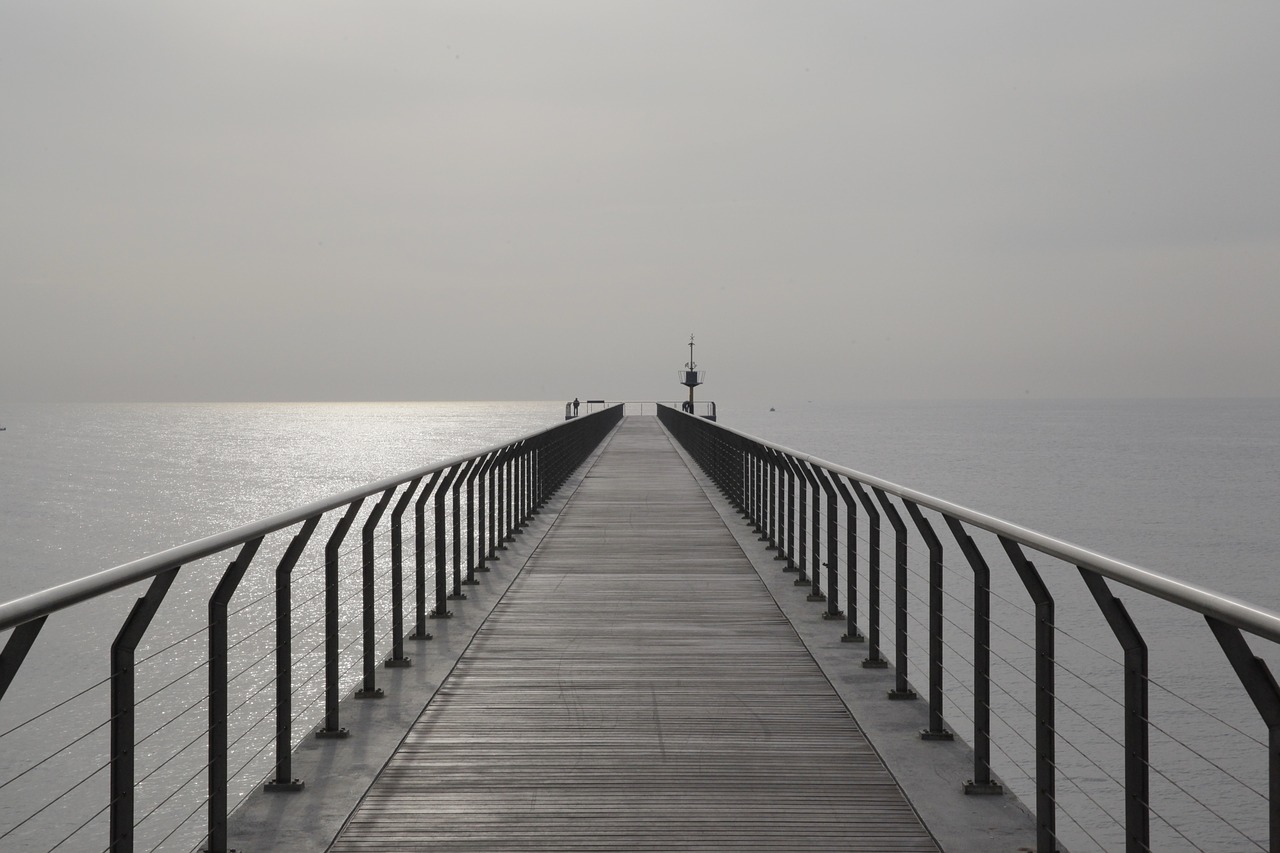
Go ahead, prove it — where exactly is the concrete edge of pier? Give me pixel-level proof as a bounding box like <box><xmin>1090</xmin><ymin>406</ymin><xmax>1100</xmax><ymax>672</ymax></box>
<box><xmin>225</xmin><ymin>421</ymin><xmax>623</xmax><ymax>852</ymax></box>
<box><xmin>665</xmin><ymin>427</ymin><xmax>1042</xmax><ymax>853</ymax></box>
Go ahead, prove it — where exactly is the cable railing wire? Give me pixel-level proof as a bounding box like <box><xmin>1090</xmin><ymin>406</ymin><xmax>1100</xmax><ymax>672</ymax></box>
<box><xmin>49</xmin><ymin>799</ymin><xmax>109</xmax><ymax>853</ymax></box>
<box><xmin>0</xmin><ymin>754</ymin><xmax>110</xmax><ymax>843</ymax></box>
<box><xmin>0</xmin><ymin>715</ymin><xmax>111</xmax><ymax>796</ymax></box>
<box><xmin>0</xmin><ymin>675</ymin><xmax>110</xmax><ymax>741</ymax></box>
<box><xmin>727</xmin><ymin>438</ymin><xmax>1280</xmax><ymax>850</ymax></box>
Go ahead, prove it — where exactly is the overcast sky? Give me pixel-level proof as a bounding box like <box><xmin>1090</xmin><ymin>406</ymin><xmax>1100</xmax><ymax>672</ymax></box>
<box><xmin>3</xmin><ymin>2</ymin><xmax>1278</xmax><ymax>405</ymax></box>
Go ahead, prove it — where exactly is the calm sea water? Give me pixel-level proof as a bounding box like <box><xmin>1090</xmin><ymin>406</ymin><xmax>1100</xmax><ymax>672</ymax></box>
<box><xmin>1</xmin><ymin>398</ymin><xmax>1277</xmax><ymax>851</ymax></box>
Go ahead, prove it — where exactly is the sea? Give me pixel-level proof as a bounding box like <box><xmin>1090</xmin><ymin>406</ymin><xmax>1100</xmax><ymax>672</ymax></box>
<box><xmin>1</xmin><ymin>398</ymin><xmax>1277</xmax><ymax>851</ymax></box>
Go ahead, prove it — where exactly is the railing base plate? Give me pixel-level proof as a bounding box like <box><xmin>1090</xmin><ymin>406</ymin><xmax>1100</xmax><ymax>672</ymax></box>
<box><xmin>921</xmin><ymin>729</ymin><xmax>954</xmax><ymax>741</ymax></box>
<box><xmin>887</xmin><ymin>689</ymin><xmax>918</xmax><ymax>701</ymax></box>
<box><xmin>408</xmin><ymin>631</ymin><xmax>433</xmax><ymax>641</ymax></box>
<box><xmin>265</xmin><ymin>779</ymin><xmax>304</xmax><ymax>793</ymax></box>
<box><xmin>822</xmin><ymin>610</ymin><xmax>845</xmax><ymax>620</ymax></box>
<box><xmin>964</xmin><ymin>780</ymin><xmax>1004</xmax><ymax>795</ymax></box>
<box><xmin>385</xmin><ymin>657</ymin><xmax>412</xmax><ymax>668</ymax></box>
<box><xmin>315</xmin><ymin>728</ymin><xmax>349</xmax><ymax>739</ymax></box>
<box><xmin>862</xmin><ymin>657</ymin><xmax>887</xmax><ymax>668</ymax></box>
<box><xmin>354</xmin><ymin>688</ymin><xmax>385</xmax><ymax>699</ymax></box>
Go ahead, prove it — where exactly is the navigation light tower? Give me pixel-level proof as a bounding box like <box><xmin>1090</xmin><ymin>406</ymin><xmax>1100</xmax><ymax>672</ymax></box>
<box><xmin>679</xmin><ymin>334</ymin><xmax>704</xmax><ymax>412</ymax></box>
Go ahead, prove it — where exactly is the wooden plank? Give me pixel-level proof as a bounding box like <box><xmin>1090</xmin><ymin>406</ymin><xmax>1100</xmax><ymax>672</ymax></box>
<box><xmin>329</xmin><ymin>417</ymin><xmax>939</xmax><ymax>851</ymax></box>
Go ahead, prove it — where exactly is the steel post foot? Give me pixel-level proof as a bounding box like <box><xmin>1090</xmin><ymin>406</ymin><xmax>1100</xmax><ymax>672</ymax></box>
<box><xmin>264</xmin><ymin>779</ymin><xmax>304</xmax><ymax>792</ymax></box>
<box><xmin>447</xmin><ymin>592</ymin><xmax>468</xmax><ymax>600</ymax></box>
<box><xmin>806</xmin><ymin>593</ymin><xmax>826</xmax><ymax>602</ymax></box>
<box><xmin>766</xmin><ymin>543</ymin><xmax>778</xmax><ymax>550</ymax></box>
<box><xmin>887</xmin><ymin>689</ymin><xmax>918</xmax><ymax>700</ymax></box>
<box><xmin>315</xmin><ymin>728</ymin><xmax>349</xmax><ymax>739</ymax></box>
<box><xmin>793</xmin><ymin>576</ymin><xmax>809</xmax><ymax>586</ymax></box>
<box><xmin>408</xmin><ymin>631</ymin><xmax>433</xmax><ymax>641</ymax></box>
<box><xmin>964</xmin><ymin>780</ymin><xmax>1004</xmax><ymax>795</ymax></box>
<box><xmin>385</xmin><ymin>657</ymin><xmax>412</xmax><ymax>668</ymax></box>
<box><xmin>429</xmin><ymin>609</ymin><xmax>452</xmax><ymax>619</ymax></box>
<box><xmin>461</xmin><ymin>578</ymin><xmax>480</xmax><ymax>586</ymax></box>
<box><xmin>862</xmin><ymin>657</ymin><xmax>888</xmax><ymax>668</ymax></box>
<box><xmin>354</xmin><ymin>688</ymin><xmax>385</xmax><ymax>699</ymax></box>
<box><xmin>840</xmin><ymin>630</ymin><xmax>864</xmax><ymax>642</ymax></box>
<box><xmin>822</xmin><ymin>610</ymin><xmax>845</xmax><ymax>620</ymax></box>
<box><xmin>921</xmin><ymin>729</ymin><xmax>954</xmax><ymax>741</ymax></box>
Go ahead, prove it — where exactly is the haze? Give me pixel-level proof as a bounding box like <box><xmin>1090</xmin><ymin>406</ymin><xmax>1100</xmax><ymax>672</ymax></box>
<box><xmin>3</xmin><ymin>2</ymin><xmax>1278</xmax><ymax>406</ymax></box>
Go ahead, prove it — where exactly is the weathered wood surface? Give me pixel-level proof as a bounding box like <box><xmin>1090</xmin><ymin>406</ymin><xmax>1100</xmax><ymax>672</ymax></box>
<box><xmin>329</xmin><ymin>417</ymin><xmax>938</xmax><ymax>851</ymax></box>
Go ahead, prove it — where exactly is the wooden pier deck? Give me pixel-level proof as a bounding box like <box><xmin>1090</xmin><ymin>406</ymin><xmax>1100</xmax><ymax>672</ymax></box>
<box><xmin>327</xmin><ymin>417</ymin><xmax>938</xmax><ymax>851</ymax></box>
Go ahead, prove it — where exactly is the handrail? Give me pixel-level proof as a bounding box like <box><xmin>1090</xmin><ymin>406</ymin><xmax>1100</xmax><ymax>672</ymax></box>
<box><xmin>0</xmin><ymin>403</ymin><xmax>625</xmax><ymax>853</ymax></box>
<box><xmin>0</xmin><ymin>416</ymin><xmax>604</xmax><ymax>633</ymax></box>
<box><xmin>685</xmin><ymin>410</ymin><xmax>1280</xmax><ymax>644</ymax></box>
<box><xmin>657</xmin><ymin>402</ymin><xmax>1280</xmax><ymax>853</ymax></box>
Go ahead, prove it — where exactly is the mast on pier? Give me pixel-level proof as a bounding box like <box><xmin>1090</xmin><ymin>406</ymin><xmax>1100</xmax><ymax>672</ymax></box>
<box><xmin>679</xmin><ymin>334</ymin><xmax>704</xmax><ymax>412</ymax></box>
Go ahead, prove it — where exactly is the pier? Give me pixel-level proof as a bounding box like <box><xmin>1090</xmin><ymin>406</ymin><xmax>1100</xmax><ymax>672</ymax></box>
<box><xmin>239</xmin><ymin>416</ymin><xmax>966</xmax><ymax>850</ymax></box>
<box><xmin>3</xmin><ymin>405</ymin><xmax>1280</xmax><ymax>851</ymax></box>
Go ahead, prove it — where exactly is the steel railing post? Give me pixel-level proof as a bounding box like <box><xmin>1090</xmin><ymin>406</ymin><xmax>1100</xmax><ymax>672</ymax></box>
<box><xmin>0</xmin><ymin>617</ymin><xmax>47</xmax><ymax>703</ymax></box>
<box><xmin>764</xmin><ymin>449</ymin><xmax>779</xmax><ymax>548</ymax></box>
<box><xmin>410</xmin><ymin>472</ymin><xmax>443</xmax><ymax>641</ymax></box>
<box><xmin>110</xmin><ymin>567</ymin><xmax>178</xmax><ymax>852</ymax></box>
<box><xmin>874</xmin><ymin>488</ymin><xmax>916</xmax><ymax>700</ymax></box>
<box><xmin>829</xmin><ymin>473</ymin><xmax>863</xmax><ymax>638</ymax></box>
<box><xmin>803</xmin><ymin>463</ymin><xmax>830</xmax><ymax>603</ymax></box>
<box><xmin>904</xmin><ymin>501</ymin><xmax>952</xmax><ymax>741</ymax></box>
<box><xmin>433</xmin><ymin>466</ymin><xmax>462</xmax><ymax>617</ymax></box>
<box><xmin>356</xmin><ymin>488</ymin><xmax>395</xmax><ymax>699</ymax></box>
<box><xmin>387</xmin><ymin>481</ymin><xmax>421</xmax><ymax>666</ymax></box>
<box><xmin>208</xmin><ymin>537</ymin><xmax>263</xmax><ymax>853</ymax></box>
<box><xmin>1079</xmin><ymin>569</ymin><xmax>1148</xmax><ymax>852</ymax></box>
<box><xmin>318</xmin><ymin>501</ymin><xmax>363</xmax><ymax>737</ymax></box>
<box><xmin>796</xmin><ymin>461</ymin><xmax>822</xmax><ymax>594</ymax></box>
<box><xmin>944</xmin><ymin>517</ymin><xmax>1001</xmax><ymax>794</ymax></box>
<box><xmin>266</xmin><ymin>516</ymin><xmax>321</xmax><ymax>793</ymax></box>
<box><xmin>511</xmin><ymin>446</ymin><xmax>526</xmax><ymax>531</ymax></box>
<box><xmin>1206</xmin><ymin>616</ymin><xmax>1280</xmax><ymax>853</ymax></box>
<box><xmin>474</xmin><ymin>452</ymin><xmax>494</xmax><ymax>572</ymax></box>
<box><xmin>849</xmin><ymin>481</ymin><xmax>884</xmax><ymax>665</ymax></box>
<box><xmin>488</xmin><ymin>448</ymin><xmax>502</xmax><ymax>558</ymax></box>
<box><xmin>463</xmin><ymin>457</ymin><xmax>486</xmax><ymax>583</ymax></box>
<box><xmin>1000</xmin><ymin>536</ymin><xmax>1057</xmax><ymax>853</ymax></box>
<box><xmin>503</xmin><ymin>444</ymin><xmax>518</xmax><ymax>542</ymax></box>
<box><xmin>450</xmin><ymin>460</ymin><xmax>476</xmax><ymax>598</ymax></box>
<box><xmin>779</xmin><ymin>455</ymin><xmax>799</xmax><ymax>572</ymax></box>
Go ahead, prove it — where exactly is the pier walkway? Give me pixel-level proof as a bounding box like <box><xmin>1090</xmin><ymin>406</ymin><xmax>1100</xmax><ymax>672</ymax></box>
<box><xmin>226</xmin><ymin>415</ymin><xmax>1039</xmax><ymax>851</ymax></box>
<box><xmin>330</xmin><ymin>416</ymin><xmax>935</xmax><ymax>850</ymax></box>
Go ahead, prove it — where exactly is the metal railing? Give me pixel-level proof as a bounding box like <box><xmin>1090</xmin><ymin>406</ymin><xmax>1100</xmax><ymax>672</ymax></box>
<box><xmin>658</xmin><ymin>403</ymin><xmax>1280</xmax><ymax>853</ymax></box>
<box><xmin>0</xmin><ymin>405</ymin><xmax>622</xmax><ymax>853</ymax></box>
<box><xmin>565</xmin><ymin>400</ymin><xmax>716</xmax><ymax>420</ymax></box>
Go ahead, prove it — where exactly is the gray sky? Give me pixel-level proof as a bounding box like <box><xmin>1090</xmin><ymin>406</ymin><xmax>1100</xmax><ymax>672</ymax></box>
<box><xmin>3</xmin><ymin>2</ymin><xmax>1278</xmax><ymax>405</ymax></box>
